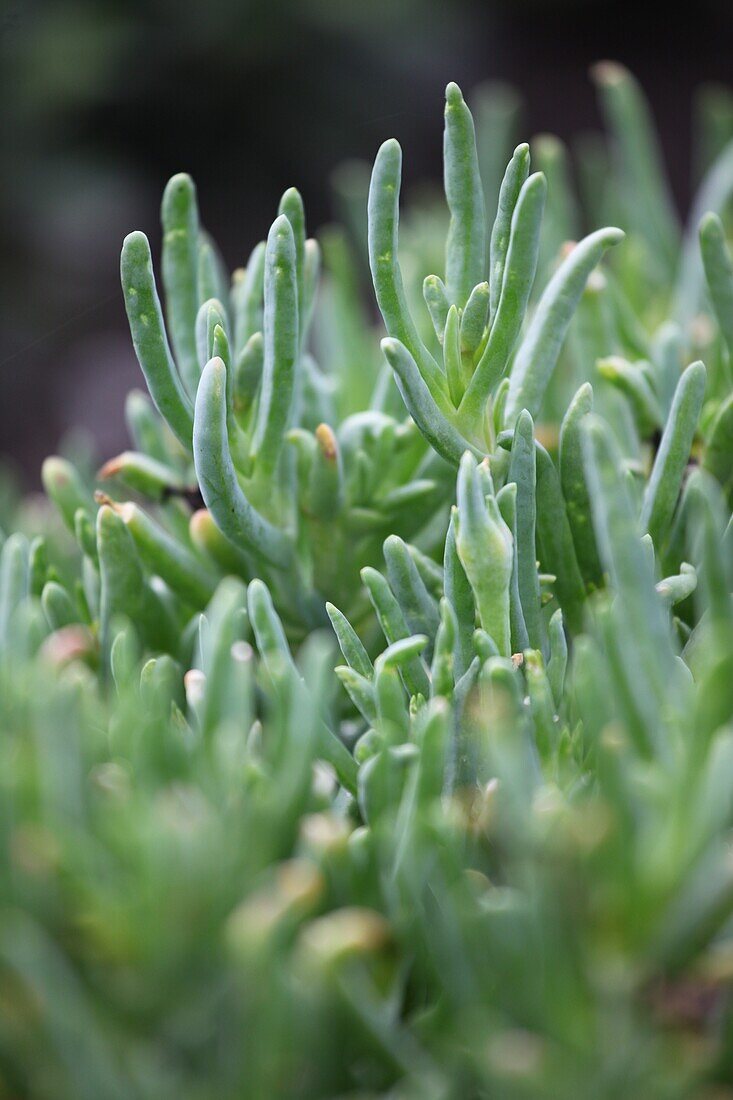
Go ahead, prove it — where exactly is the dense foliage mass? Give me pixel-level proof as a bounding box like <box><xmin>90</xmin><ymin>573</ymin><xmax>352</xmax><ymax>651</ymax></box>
<box><xmin>2</xmin><ymin>64</ymin><xmax>733</xmax><ymax>1097</ymax></box>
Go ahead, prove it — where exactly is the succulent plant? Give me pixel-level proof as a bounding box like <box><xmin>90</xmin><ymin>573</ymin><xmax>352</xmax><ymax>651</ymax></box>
<box><xmin>2</xmin><ymin>63</ymin><xmax>733</xmax><ymax>1098</ymax></box>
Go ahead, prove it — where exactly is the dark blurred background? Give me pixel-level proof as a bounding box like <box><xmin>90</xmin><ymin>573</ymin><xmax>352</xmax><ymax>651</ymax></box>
<box><xmin>2</xmin><ymin>0</ymin><xmax>733</xmax><ymax>483</ymax></box>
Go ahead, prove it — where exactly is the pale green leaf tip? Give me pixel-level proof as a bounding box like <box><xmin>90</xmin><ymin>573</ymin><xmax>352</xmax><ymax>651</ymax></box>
<box><xmin>685</xmin><ymin>359</ymin><xmax>707</xmax><ymax>381</ymax></box>
<box><xmin>279</xmin><ymin>186</ymin><xmax>303</xmax><ymax>206</ymax></box>
<box><xmin>596</xmin><ymin>359</ymin><xmax>617</xmax><ymax>379</ymax></box>
<box><xmin>270</xmin><ymin>213</ymin><xmax>294</xmax><ymax>240</ymax></box>
<box><xmin>96</xmin><ymin>502</ymin><xmax>117</xmax><ymax>530</ymax></box>
<box><xmin>203</xmin><ymin>355</ymin><xmax>226</xmax><ymax>387</ymax></box>
<box><xmin>121</xmin><ymin>230</ymin><xmax>149</xmax><ymax>257</ymax></box>
<box><xmin>162</xmin><ymin>173</ymin><xmax>196</xmax><ymax>218</ymax></box>
<box><xmin>533</xmin><ymin>136</ymin><xmax>566</xmax><ymax>167</ymax></box>
<box><xmin>699</xmin><ymin>210</ymin><xmax>723</xmax><ymax>236</ymax></box>
<box><xmin>591</xmin><ymin>60</ymin><xmax>629</xmax><ymax>87</ymax></box>
<box><xmin>41</xmin><ymin>455</ymin><xmax>63</xmax><ymax>480</ymax></box>
<box><xmin>378</xmin><ymin>137</ymin><xmax>401</xmax><ymax>159</ymax></box>
<box><xmin>164</xmin><ymin>171</ymin><xmax>194</xmax><ymax>191</ymax></box>
<box><xmin>445</xmin><ymin>81</ymin><xmax>464</xmax><ymax>108</ymax></box>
